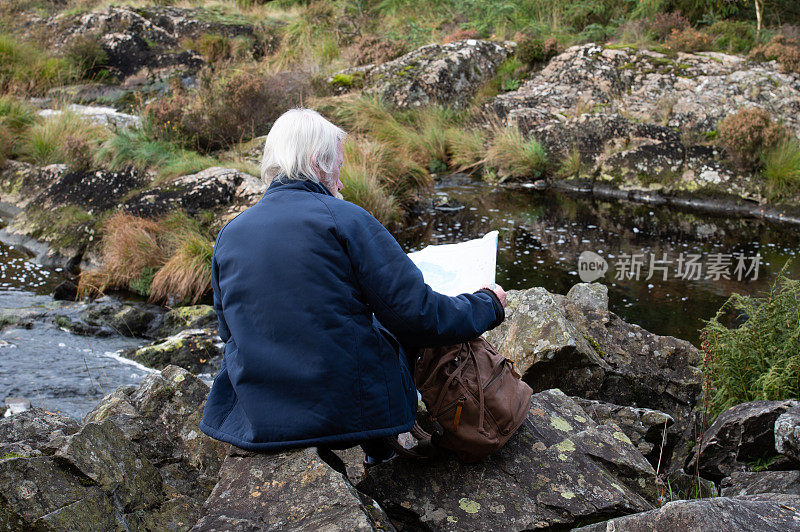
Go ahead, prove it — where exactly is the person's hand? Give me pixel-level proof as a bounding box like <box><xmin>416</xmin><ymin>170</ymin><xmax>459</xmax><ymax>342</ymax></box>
<box><xmin>481</xmin><ymin>284</ymin><xmax>507</xmax><ymax>308</ymax></box>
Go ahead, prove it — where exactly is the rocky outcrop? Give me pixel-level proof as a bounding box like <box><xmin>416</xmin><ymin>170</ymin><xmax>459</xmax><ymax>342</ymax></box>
<box><xmin>124</xmin><ymin>328</ymin><xmax>222</xmax><ymax>374</ymax></box>
<box><xmin>687</xmin><ymin>399</ymin><xmax>800</xmax><ymax>481</ymax></box>
<box><xmin>486</xmin><ymin>43</ymin><xmax>800</xmax><ymax>201</ymax></box>
<box><xmin>721</xmin><ymin>471</ymin><xmax>800</xmax><ymax>497</ymax></box>
<box><xmin>484</xmin><ymin>284</ymin><xmax>702</xmax><ymax>471</ymax></box>
<box><xmin>0</xmin><ymin>365</ymin><xmax>227</xmax><ymax>531</ymax></box>
<box><xmin>333</xmin><ymin>39</ymin><xmax>513</xmax><ymax>108</ymax></box>
<box><xmin>159</xmin><ymin>305</ymin><xmax>217</xmax><ymax>337</ymax></box>
<box><xmin>193</xmin><ymin>446</ymin><xmax>395</xmax><ymax>531</ymax></box>
<box><xmin>358</xmin><ymin>389</ymin><xmax>657</xmax><ymax>530</ymax></box>
<box><xmin>575</xmin><ymin>494</ymin><xmax>800</xmax><ymax>531</ymax></box>
<box><xmin>775</xmin><ymin>407</ymin><xmax>800</xmax><ymax>463</ymax></box>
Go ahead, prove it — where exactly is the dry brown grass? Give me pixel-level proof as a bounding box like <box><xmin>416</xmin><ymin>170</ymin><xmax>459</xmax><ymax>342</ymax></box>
<box><xmin>149</xmin><ymin>232</ymin><xmax>213</xmax><ymax>305</ymax></box>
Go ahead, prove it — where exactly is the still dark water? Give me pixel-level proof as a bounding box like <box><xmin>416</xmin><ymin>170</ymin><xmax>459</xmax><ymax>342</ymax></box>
<box><xmin>396</xmin><ymin>178</ymin><xmax>800</xmax><ymax>346</ymax></box>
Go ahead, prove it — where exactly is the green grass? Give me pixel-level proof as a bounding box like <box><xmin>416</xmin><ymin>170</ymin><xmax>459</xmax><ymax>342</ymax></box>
<box><xmin>95</xmin><ymin>126</ymin><xmax>217</xmax><ymax>182</ymax></box>
<box><xmin>0</xmin><ymin>33</ymin><xmax>76</xmax><ymax>95</ymax></box>
<box><xmin>340</xmin><ymin>136</ymin><xmax>402</xmax><ymax>226</ymax></box>
<box><xmin>762</xmin><ymin>138</ymin><xmax>800</xmax><ymax>202</ymax></box>
<box><xmin>22</xmin><ymin>108</ymin><xmax>107</xmax><ymax>166</ymax></box>
<box><xmin>485</xmin><ymin>125</ymin><xmax>548</xmax><ymax>181</ymax></box>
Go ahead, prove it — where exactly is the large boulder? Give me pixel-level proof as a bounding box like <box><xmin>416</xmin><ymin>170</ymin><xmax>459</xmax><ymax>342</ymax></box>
<box><xmin>721</xmin><ymin>471</ymin><xmax>800</xmax><ymax>497</ymax></box>
<box><xmin>192</xmin><ymin>446</ymin><xmax>395</xmax><ymax>531</ymax></box>
<box><xmin>484</xmin><ymin>285</ymin><xmax>701</xmax><ymax>471</ymax></box>
<box><xmin>687</xmin><ymin>399</ymin><xmax>800</xmax><ymax>481</ymax></box>
<box><xmin>575</xmin><ymin>494</ymin><xmax>800</xmax><ymax>531</ymax></box>
<box><xmin>357</xmin><ymin>389</ymin><xmax>657</xmax><ymax>530</ymax></box>
<box><xmin>333</xmin><ymin>39</ymin><xmax>513</xmax><ymax>108</ymax></box>
<box><xmin>123</xmin><ymin>328</ymin><xmax>222</xmax><ymax>374</ymax></box>
<box><xmin>0</xmin><ymin>366</ymin><xmax>227</xmax><ymax>530</ymax></box>
<box><xmin>775</xmin><ymin>406</ymin><xmax>800</xmax><ymax>463</ymax></box>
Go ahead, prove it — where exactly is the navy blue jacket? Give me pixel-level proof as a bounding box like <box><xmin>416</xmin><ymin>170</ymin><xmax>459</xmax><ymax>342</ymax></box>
<box><xmin>199</xmin><ymin>176</ymin><xmax>505</xmax><ymax>451</ymax></box>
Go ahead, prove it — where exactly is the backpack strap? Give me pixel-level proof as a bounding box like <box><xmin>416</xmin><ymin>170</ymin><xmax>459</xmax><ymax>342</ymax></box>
<box><xmin>466</xmin><ymin>341</ymin><xmax>488</xmax><ymax>437</ymax></box>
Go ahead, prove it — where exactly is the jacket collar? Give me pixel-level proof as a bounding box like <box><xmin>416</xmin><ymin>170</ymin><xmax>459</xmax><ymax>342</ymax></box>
<box><xmin>262</xmin><ymin>173</ymin><xmax>334</xmax><ymax>199</ymax></box>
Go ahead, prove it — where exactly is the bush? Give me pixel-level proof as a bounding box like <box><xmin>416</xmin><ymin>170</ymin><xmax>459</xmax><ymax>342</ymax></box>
<box><xmin>717</xmin><ymin>107</ymin><xmax>790</xmax><ymax>168</ymax></box>
<box><xmin>64</xmin><ymin>34</ymin><xmax>109</xmax><ymax>80</ymax></box>
<box><xmin>647</xmin><ymin>11</ymin><xmax>689</xmax><ymax>41</ymax></box>
<box><xmin>182</xmin><ymin>33</ymin><xmax>232</xmax><ymax>63</ymax></box>
<box><xmin>707</xmin><ymin>20</ymin><xmax>758</xmax><ymax>54</ymax></box>
<box><xmin>22</xmin><ymin>109</ymin><xmax>107</xmax><ymax>166</ymax></box>
<box><xmin>515</xmin><ymin>34</ymin><xmax>561</xmax><ymax>67</ymax></box>
<box><xmin>145</xmin><ymin>67</ymin><xmax>310</xmax><ymax>152</ymax></box>
<box><xmin>748</xmin><ymin>34</ymin><xmax>800</xmax><ymax>74</ymax></box>
<box><xmin>350</xmin><ymin>34</ymin><xmax>408</xmax><ymax>66</ymax></box>
<box><xmin>665</xmin><ymin>27</ymin><xmax>712</xmax><ymax>52</ymax></box>
<box><xmin>442</xmin><ymin>28</ymin><xmax>481</xmax><ymax>44</ymax></box>
<box><xmin>485</xmin><ymin>125</ymin><xmax>548</xmax><ymax>181</ymax></box>
<box><xmin>762</xmin><ymin>138</ymin><xmax>800</xmax><ymax>201</ymax></box>
<box><xmin>0</xmin><ymin>33</ymin><xmax>75</xmax><ymax>95</ymax></box>
<box><xmin>700</xmin><ymin>269</ymin><xmax>800</xmax><ymax>419</ymax></box>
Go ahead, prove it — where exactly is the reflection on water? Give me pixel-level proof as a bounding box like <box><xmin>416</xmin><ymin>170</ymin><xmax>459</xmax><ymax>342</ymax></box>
<box><xmin>396</xmin><ymin>177</ymin><xmax>800</xmax><ymax>346</ymax></box>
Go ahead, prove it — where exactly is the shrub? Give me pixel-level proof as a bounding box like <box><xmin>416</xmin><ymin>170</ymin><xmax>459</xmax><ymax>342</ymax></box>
<box><xmin>350</xmin><ymin>34</ymin><xmax>408</xmax><ymax>66</ymax></box>
<box><xmin>717</xmin><ymin>107</ymin><xmax>790</xmax><ymax>168</ymax></box>
<box><xmin>145</xmin><ymin>67</ymin><xmax>310</xmax><ymax>152</ymax></box>
<box><xmin>707</xmin><ymin>20</ymin><xmax>758</xmax><ymax>54</ymax></box>
<box><xmin>515</xmin><ymin>34</ymin><xmax>561</xmax><ymax>67</ymax></box>
<box><xmin>748</xmin><ymin>34</ymin><xmax>800</xmax><ymax>74</ymax></box>
<box><xmin>0</xmin><ymin>33</ymin><xmax>75</xmax><ymax>95</ymax></box>
<box><xmin>63</xmin><ymin>34</ymin><xmax>109</xmax><ymax>80</ymax></box>
<box><xmin>0</xmin><ymin>95</ymin><xmax>36</xmax><ymax>161</ymax></box>
<box><xmin>485</xmin><ymin>125</ymin><xmax>548</xmax><ymax>181</ymax></box>
<box><xmin>580</xmin><ymin>23</ymin><xmax>613</xmax><ymax>44</ymax></box>
<box><xmin>700</xmin><ymin>269</ymin><xmax>800</xmax><ymax>419</ymax></box>
<box><xmin>761</xmin><ymin>138</ymin><xmax>800</xmax><ymax>202</ymax></box>
<box><xmin>647</xmin><ymin>11</ymin><xmax>689</xmax><ymax>41</ymax></box>
<box><xmin>339</xmin><ymin>137</ymin><xmax>401</xmax><ymax>225</ymax></box>
<box><xmin>665</xmin><ymin>27</ymin><xmax>712</xmax><ymax>52</ymax></box>
<box><xmin>442</xmin><ymin>28</ymin><xmax>481</xmax><ymax>44</ymax></box>
<box><xmin>23</xmin><ymin>109</ymin><xmax>107</xmax><ymax>166</ymax></box>
<box><xmin>183</xmin><ymin>33</ymin><xmax>232</xmax><ymax>63</ymax></box>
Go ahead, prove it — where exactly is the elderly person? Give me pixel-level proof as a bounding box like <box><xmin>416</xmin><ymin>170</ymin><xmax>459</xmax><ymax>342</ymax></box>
<box><xmin>200</xmin><ymin>108</ymin><xmax>506</xmax><ymax>464</ymax></box>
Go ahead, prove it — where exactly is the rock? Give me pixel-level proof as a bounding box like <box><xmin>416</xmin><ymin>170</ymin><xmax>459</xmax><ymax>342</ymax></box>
<box><xmin>192</xmin><ymin>446</ymin><xmax>395</xmax><ymax>531</ymax></box>
<box><xmin>124</xmin><ymin>328</ymin><xmax>222</xmax><ymax>373</ymax></box>
<box><xmin>37</xmin><ymin>104</ymin><xmax>141</xmax><ymax>129</ymax></box>
<box><xmin>52</xmin><ymin>280</ymin><xmax>78</xmax><ymax>301</ymax></box>
<box><xmin>484</xmin><ymin>285</ymin><xmax>702</xmax><ymax>471</ymax></box>
<box><xmin>485</xmin><ymin>43</ymin><xmax>800</xmax><ymax>200</ymax></box>
<box><xmin>82</xmin><ymin>300</ymin><xmax>164</xmax><ymax>338</ymax></box>
<box><xmin>687</xmin><ymin>399</ymin><xmax>800</xmax><ymax>481</ymax></box>
<box><xmin>123</xmin><ymin>167</ymin><xmax>260</xmax><ymax>219</ymax></box>
<box><xmin>334</xmin><ymin>39</ymin><xmax>513</xmax><ymax>108</ymax></box>
<box><xmin>0</xmin><ymin>408</ymin><xmax>79</xmax><ymax>449</ymax></box>
<box><xmin>358</xmin><ymin>389</ymin><xmax>656</xmax><ymax>530</ymax></box>
<box><xmin>159</xmin><ymin>305</ymin><xmax>218</xmax><ymax>337</ymax></box>
<box><xmin>662</xmin><ymin>470</ymin><xmax>717</xmax><ymax>500</ymax></box>
<box><xmin>572</xmin><ymin>397</ymin><xmax>674</xmax><ymax>467</ymax></box>
<box><xmin>721</xmin><ymin>471</ymin><xmax>800</xmax><ymax>497</ymax></box>
<box><xmin>54</xmin><ymin>419</ymin><xmax>165</xmax><ymax>511</ymax></box>
<box><xmin>574</xmin><ymin>494</ymin><xmax>800</xmax><ymax>531</ymax></box>
<box><xmin>566</xmin><ymin>282</ymin><xmax>608</xmax><ymax>311</ymax></box>
<box><xmin>776</xmin><ymin>407</ymin><xmax>800</xmax><ymax>463</ymax></box>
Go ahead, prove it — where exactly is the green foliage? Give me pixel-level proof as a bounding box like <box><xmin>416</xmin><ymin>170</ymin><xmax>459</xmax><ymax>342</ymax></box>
<box><xmin>128</xmin><ymin>266</ymin><xmax>159</xmax><ymax>296</ymax></box>
<box><xmin>0</xmin><ymin>33</ymin><xmax>75</xmax><ymax>95</ymax></box>
<box><xmin>64</xmin><ymin>34</ymin><xmax>109</xmax><ymax>80</ymax></box>
<box><xmin>700</xmin><ymin>268</ymin><xmax>800</xmax><ymax>419</ymax></box>
<box><xmin>761</xmin><ymin>138</ymin><xmax>800</xmax><ymax>202</ymax></box>
<box><xmin>23</xmin><ymin>109</ymin><xmax>107</xmax><ymax>166</ymax></box>
<box><xmin>485</xmin><ymin>126</ymin><xmax>548</xmax><ymax>181</ymax></box>
<box><xmin>707</xmin><ymin>20</ymin><xmax>759</xmax><ymax>53</ymax></box>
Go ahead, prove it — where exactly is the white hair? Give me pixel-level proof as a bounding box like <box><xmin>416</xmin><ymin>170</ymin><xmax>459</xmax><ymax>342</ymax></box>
<box><xmin>260</xmin><ymin>108</ymin><xmax>347</xmax><ymax>184</ymax></box>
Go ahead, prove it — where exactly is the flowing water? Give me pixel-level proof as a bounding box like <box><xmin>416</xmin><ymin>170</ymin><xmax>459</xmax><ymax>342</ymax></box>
<box><xmin>2</xmin><ymin>181</ymin><xmax>799</xmax><ymax>417</ymax></box>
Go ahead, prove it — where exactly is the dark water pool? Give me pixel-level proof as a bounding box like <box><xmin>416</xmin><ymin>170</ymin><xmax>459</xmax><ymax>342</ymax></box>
<box><xmin>396</xmin><ymin>178</ymin><xmax>800</xmax><ymax>346</ymax></box>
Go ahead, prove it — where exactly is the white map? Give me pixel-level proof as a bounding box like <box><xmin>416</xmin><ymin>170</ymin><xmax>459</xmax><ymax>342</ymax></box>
<box><xmin>408</xmin><ymin>231</ymin><xmax>498</xmax><ymax>297</ymax></box>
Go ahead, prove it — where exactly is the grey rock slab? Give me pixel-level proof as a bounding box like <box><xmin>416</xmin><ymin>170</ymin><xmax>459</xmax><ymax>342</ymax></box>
<box><xmin>721</xmin><ymin>470</ymin><xmax>800</xmax><ymax>497</ymax></box>
<box><xmin>776</xmin><ymin>407</ymin><xmax>800</xmax><ymax>463</ymax></box>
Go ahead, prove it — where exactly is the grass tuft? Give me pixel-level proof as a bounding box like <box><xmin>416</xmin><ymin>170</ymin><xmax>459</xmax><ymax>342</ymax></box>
<box><xmin>762</xmin><ymin>138</ymin><xmax>800</xmax><ymax>202</ymax></box>
<box><xmin>484</xmin><ymin>125</ymin><xmax>548</xmax><ymax>181</ymax></box>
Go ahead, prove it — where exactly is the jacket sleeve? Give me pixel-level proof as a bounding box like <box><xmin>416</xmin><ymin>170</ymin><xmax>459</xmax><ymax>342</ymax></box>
<box><xmin>211</xmin><ymin>242</ymin><xmax>231</xmax><ymax>344</ymax></box>
<box><xmin>336</xmin><ymin>204</ymin><xmax>504</xmax><ymax>348</ymax></box>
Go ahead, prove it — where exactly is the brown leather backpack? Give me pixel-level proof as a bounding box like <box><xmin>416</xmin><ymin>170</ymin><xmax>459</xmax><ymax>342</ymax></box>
<box><xmin>413</xmin><ymin>337</ymin><xmax>533</xmax><ymax>462</ymax></box>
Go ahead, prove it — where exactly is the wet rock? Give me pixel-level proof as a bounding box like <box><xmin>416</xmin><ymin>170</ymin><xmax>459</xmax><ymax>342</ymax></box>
<box><xmin>3</xmin><ymin>398</ymin><xmax>31</xmax><ymax>417</ymax></box>
<box><xmin>123</xmin><ymin>167</ymin><xmax>259</xmax><ymax>219</ymax></box>
<box><xmin>358</xmin><ymin>389</ymin><xmax>656</xmax><ymax>530</ymax></box>
<box><xmin>687</xmin><ymin>399</ymin><xmax>800</xmax><ymax>482</ymax></box>
<box><xmin>484</xmin><ymin>284</ymin><xmax>701</xmax><ymax>471</ymax></box>
<box><xmin>82</xmin><ymin>301</ymin><xmax>164</xmax><ymax>338</ymax></box>
<box><xmin>159</xmin><ymin>305</ymin><xmax>218</xmax><ymax>337</ymax></box>
<box><xmin>52</xmin><ymin>280</ymin><xmax>78</xmax><ymax>301</ymax></box>
<box><xmin>334</xmin><ymin>39</ymin><xmax>513</xmax><ymax>108</ymax></box>
<box><xmin>572</xmin><ymin>397</ymin><xmax>675</xmax><ymax>467</ymax></box>
<box><xmin>0</xmin><ymin>408</ymin><xmax>79</xmax><ymax>448</ymax></box>
<box><xmin>575</xmin><ymin>494</ymin><xmax>800</xmax><ymax>531</ymax></box>
<box><xmin>54</xmin><ymin>418</ymin><xmax>164</xmax><ymax>511</ymax></box>
<box><xmin>193</xmin><ymin>446</ymin><xmax>395</xmax><ymax>531</ymax></box>
<box><xmin>124</xmin><ymin>328</ymin><xmax>222</xmax><ymax>373</ymax></box>
<box><xmin>566</xmin><ymin>282</ymin><xmax>608</xmax><ymax>311</ymax></box>
<box><xmin>721</xmin><ymin>470</ymin><xmax>800</xmax><ymax>497</ymax></box>
<box><xmin>775</xmin><ymin>407</ymin><xmax>800</xmax><ymax>463</ymax></box>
